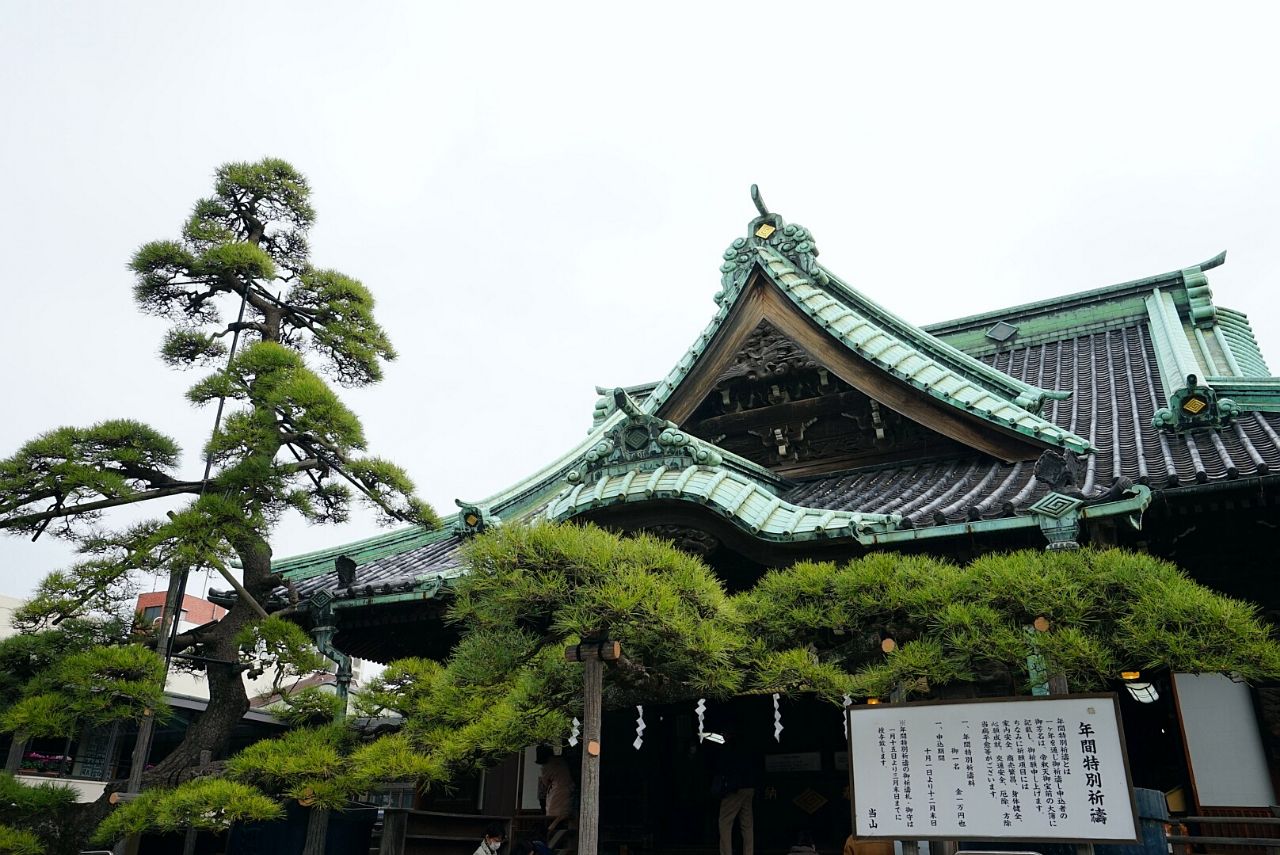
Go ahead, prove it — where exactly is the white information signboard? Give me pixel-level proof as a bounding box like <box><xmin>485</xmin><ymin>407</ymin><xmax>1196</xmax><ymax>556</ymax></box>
<box><xmin>847</xmin><ymin>695</ymin><xmax>1138</xmax><ymax>842</ymax></box>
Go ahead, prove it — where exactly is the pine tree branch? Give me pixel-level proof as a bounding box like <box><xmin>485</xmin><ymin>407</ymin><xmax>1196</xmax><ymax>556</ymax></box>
<box><xmin>0</xmin><ymin>483</ymin><xmax>202</xmax><ymax>530</ymax></box>
<box><xmin>283</xmin><ymin>428</ymin><xmax>415</xmax><ymax>524</ymax></box>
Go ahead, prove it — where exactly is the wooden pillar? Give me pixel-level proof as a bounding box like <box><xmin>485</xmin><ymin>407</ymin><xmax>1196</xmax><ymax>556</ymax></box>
<box><xmin>4</xmin><ymin>733</ymin><xmax>27</xmax><ymax>774</ymax></box>
<box><xmin>888</xmin><ymin>683</ymin><xmax>918</xmax><ymax>855</ymax></box>
<box><xmin>1035</xmin><ymin>620</ymin><xmax>1093</xmax><ymax>855</ymax></box>
<box><xmin>379</xmin><ymin>809</ymin><xmax>408</xmax><ymax>855</ymax></box>
<box><xmin>303</xmin><ymin>806</ymin><xmax>330</xmax><ymax>855</ymax></box>
<box><xmin>565</xmin><ymin>638</ymin><xmax>620</xmax><ymax>855</ymax></box>
<box><xmin>580</xmin><ymin>657</ymin><xmax>603</xmax><ymax>855</ymax></box>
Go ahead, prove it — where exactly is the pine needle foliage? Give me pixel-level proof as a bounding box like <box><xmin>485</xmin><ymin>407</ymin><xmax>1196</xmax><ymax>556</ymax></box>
<box><xmin>0</xmin><ymin>644</ymin><xmax>169</xmax><ymax>737</ymax></box>
<box><xmin>348</xmin><ymin>529</ymin><xmax>1280</xmax><ymax>786</ymax></box>
<box><xmin>88</xmin><ymin>530</ymin><xmax>1280</xmax><ymax>841</ymax></box>
<box><xmin>91</xmin><ymin>780</ymin><xmax>284</xmax><ymax>843</ymax></box>
<box><xmin>277</xmin><ymin>687</ymin><xmax>347</xmax><ymax>728</ymax></box>
<box><xmin>0</xmin><ymin>825</ymin><xmax>41</xmax><ymax>855</ymax></box>
<box><xmin>0</xmin><ymin>773</ymin><xmax>79</xmax><ymax>854</ymax></box>
<box><xmin>374</xmin><ymin>530</ymin><xmax>1280</xmax><ymax>777</ymax></box>
<box><xmin>224</xmin><ymin>725</ymin><xmax>356</xmax><ymax>810</ymax></box>
<box><xmin>735</xmin><ymin>547</ymin><xmax>1280</xmax><ymax>697</ymax></box>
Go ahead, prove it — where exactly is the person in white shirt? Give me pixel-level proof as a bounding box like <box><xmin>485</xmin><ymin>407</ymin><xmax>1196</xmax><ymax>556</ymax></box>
<box><xmin>473</xmin><ymin>822</ymin><xmax>506</xmax><ymax>855</ymax></box>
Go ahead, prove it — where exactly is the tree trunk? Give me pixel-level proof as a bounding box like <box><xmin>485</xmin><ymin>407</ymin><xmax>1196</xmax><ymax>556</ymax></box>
<box><xmin>140</xmin><ymin>609</ymin><xmax>252</xmax><ymax>786</ymax></box>
<box><xmin>139</xmin><ymin>533</ymin><xmax>273</xmax><ymax>787</ymax></box>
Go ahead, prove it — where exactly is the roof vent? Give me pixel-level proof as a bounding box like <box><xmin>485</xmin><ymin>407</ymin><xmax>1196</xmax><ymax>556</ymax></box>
<box><xmin>985</xmin><ymin>320</ymin><xmax>1019</xmax><ymax>343</ymax></box>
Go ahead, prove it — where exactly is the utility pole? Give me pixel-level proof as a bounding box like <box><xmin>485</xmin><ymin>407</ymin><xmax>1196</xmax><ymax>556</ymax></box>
<box><xmin>564</xmin><ymin>637</ymin><xmax>620</xmax><ymax>855</ymax></box>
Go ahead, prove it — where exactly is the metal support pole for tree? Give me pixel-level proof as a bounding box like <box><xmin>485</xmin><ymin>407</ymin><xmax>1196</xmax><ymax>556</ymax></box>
<box><xmin>114</xmin><ymin>284</ymin><xmax>254</xmax><ymax>855</ymax></box>
<box><xmin>117</xmin><ymin>570</ymin><xmax>187</xmax><ymax>855</ymax></box>
<box><xmin>564</xmin><ymin>637</ymin><xmax>620</xmax><ymax>855</ymax></box>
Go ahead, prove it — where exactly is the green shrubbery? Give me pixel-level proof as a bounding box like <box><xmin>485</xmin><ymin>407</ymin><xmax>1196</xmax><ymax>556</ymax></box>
<box><xmin>80</xmin><ymin>523</ymin><xmax>1280</xmax><ymax>843</ymax></box>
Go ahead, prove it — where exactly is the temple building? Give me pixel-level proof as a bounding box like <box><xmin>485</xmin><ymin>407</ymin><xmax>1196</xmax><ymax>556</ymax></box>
<box><xmin>271</xmin><ymin>191</ymin><xmax>1280</xmax><ymax>851</ymax></box>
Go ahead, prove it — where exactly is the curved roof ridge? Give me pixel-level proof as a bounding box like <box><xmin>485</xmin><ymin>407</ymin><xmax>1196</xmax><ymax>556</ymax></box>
<box><xmin>923</xmin><ymin>252</ymin><xmax>1228</xmax><ymax>336</ymax></box>
<box><xmin>815</xmin><ymin>261</ymin><xmax>1065</xmax><ymax>408</ymax></box>
<box><xmin>543</xmin><ymin>462</ymin><xmax>903</xmax><ymax>543</ymax></box>
<box><xmin>752</xmin><ymin>245</ymin><xmax>1090</xmax><ymax>454</ymax></box>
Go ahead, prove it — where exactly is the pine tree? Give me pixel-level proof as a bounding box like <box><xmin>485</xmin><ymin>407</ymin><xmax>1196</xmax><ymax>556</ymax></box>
<box><xmin>95</xmin><ymin>525</ymin><xmax>1280</xmax><ymax>847</ymax></box>
<box><xmin>0</xmin><ymin>159</ymin><xmax>435</xmax><ymax>798</ymax></box>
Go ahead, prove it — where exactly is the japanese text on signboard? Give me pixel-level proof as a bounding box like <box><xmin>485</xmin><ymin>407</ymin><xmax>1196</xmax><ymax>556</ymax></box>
<box><xmin>848</xmin><ymin>696</ymin><xmax>1136</xmax><ymax>841</ymax></box>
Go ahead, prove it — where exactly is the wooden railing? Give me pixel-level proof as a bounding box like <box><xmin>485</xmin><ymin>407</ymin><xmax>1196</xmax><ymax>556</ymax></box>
<box><xmin>1168</xmin><ymin>813</ymin><xmax>1280</xmax><ymax>854</ymax></box>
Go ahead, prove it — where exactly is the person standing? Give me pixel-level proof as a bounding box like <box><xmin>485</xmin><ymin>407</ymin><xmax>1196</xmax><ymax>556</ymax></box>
<box><xmin>713</xmin><ymin>728</ymin><xmax>758</xmax><ymax>855</ymax></box>
<box><xmin>536</xmin><ymin>744</ymin><xmax>576</xmax><ymax>822</ymax></box>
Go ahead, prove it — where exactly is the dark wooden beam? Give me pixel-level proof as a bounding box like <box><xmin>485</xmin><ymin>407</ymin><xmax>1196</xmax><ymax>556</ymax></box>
<box><xmin>564</xmin><ymin>640</ymin><xmax>621</xmax><ymax>663</ymax></box>
<box><xmin>687</xmin><ymin>389</ymin><xmax>867</xmax><ymax>434</ymax></box>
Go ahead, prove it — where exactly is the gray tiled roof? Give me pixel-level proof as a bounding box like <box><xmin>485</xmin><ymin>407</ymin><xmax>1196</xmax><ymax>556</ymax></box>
<box><xmin>784</xmin><ymin>322</ymin><xmax>1280</xmax><ymax>526</ymax></box>
<box><xmin>284</xmin><ymin>320</ymin><xmax>1280</xmax><ymax>601</ymax></box>
<box><xmin>283</xmin><ymin>533</ymin><xmax>464</xmax><ymax>601</ymax></box>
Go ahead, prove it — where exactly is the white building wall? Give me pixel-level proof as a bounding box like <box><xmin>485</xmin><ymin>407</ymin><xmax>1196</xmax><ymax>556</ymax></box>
<box><xmin>0</xmin><ymin>594</ymin><xmax>25</xmax><ymax>639</ymax></box>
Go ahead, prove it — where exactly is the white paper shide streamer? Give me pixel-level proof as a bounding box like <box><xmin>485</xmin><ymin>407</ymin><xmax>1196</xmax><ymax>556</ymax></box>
<box><xmin>633</xmin><ymin>705</ymin><xmax>646</xmax><ymax>750</ymax></box>
<box><xmin>842</xmin><ymin>694</ymin><xmax>852</xmax><ymax>739</ymax></box>
<box><xmin>772</xmin><ymin>692</ymin><xmax>784</xmax><ymax>742</ymax></box>
<box><xmin>695</xmin><ymin>698</ymin><xmax>725</xmax><ymax>744</ymax></box>
<box><xmin>568</xmin><ymin>717</ymin><xmax>581</xmax><ymax>747</ymax></box>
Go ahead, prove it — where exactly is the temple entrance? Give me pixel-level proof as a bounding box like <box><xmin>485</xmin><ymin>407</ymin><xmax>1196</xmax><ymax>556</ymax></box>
<box><xmin>595</xmin><ymin>695</ymin><xmax>853</xmax><ymax>854</ymax></box>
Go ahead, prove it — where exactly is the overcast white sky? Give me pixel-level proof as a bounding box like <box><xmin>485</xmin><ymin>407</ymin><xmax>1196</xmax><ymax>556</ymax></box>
<box><xmin>2</xmin><ymin>2</ymin><xmax>1277</xmax><ymax>598</ymax></box>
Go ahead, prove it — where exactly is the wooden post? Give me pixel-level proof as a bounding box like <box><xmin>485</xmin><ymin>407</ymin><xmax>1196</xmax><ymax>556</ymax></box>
<box><xmin>4</xmin><ymin>733</ymin><xmax>27</xmax><ymax>774</ymax></box>
<box><xmin>565</xmin><ymin>638</ymin><xmax>620</xmax><ymax>855</ymax></box>
<box><xmin>302</xmin><ymin>806</ymin><xmax>330</xmax><ymax>855</ymax></box>
<box><xmin>888</xmin><ymin>683</ymin><xmax>918</xmax><ymax>855</ymax></box>
<box><xmin>1043</xmin><ymin>651</ymin><xmax>1091</xmax><ymax>855</ymax></box>
<box><xmin>378</xmin><ymin>810</ymin><xmax>408</xmax><ymax>855</ymax></box>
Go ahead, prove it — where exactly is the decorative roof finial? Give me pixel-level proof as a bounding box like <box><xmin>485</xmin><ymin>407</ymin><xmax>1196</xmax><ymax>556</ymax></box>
<box><xmin>751</xmin><ymin>184</ymin><xmax>769</xmax><ymax>217</ymax></box>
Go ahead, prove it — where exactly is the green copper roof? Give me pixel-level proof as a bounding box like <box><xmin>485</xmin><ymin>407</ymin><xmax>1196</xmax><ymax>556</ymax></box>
<box><xmin>276</xmin><ymin>192</ymin><xmax>1260</xmax><ymax>582</ymax></box>
<box><xmin>923</xmin><ymin>262</ymin><xmax>1198</xmax><ymax>357</ymax></box>
<box><xmin>1141</xmin><ymin>257</ymin><xmax>1280</xmax><ymax>431</ymax></box>
<box><xmin>1214</xmin><ymin>307</ymin><xmax>1270</xmax><ymax>377</ymax></box>
<box><xmin>641</xmin><ymin>200</ymin><xmax>1091</xmax><ymax>456</ymax></box>
<box><xmin>545</xmin><ymin>461</ymin><xmax>900</xmax><ymax>542</ymax></box>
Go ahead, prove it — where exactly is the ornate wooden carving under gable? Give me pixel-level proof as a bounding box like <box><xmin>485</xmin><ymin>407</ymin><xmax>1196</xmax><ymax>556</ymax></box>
<box><xmin>714</xmin><ymin>320</ymin><xmax>820</xmax><ymax>386</ymax></box>
<box><xmin>637</xmin><ymin>525</ymin><xmax>720</xmax><ymax>557</ymax></box>
<box><xmin>684</xmin><ymin>320</ymin><xmax>964</xmax><ymax>476</ymax></box>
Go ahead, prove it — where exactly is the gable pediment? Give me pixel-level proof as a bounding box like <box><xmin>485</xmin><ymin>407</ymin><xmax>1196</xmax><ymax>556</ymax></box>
<box><xmin>647</xmin><ymin>212</ymin><xmax>1090</xmax><ymax>466</ymax></box>
<box><xmin>681</xmin><ymin>319</ymin><xmax>966</xmax><ymax>476</ymax></box>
